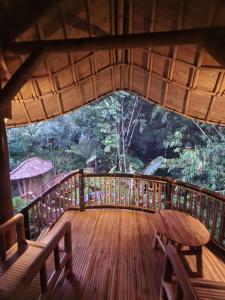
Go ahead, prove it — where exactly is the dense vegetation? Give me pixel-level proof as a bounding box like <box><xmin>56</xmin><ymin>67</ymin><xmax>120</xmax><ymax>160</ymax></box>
<box><xmin>8</xmin><ymin>91</ymin><xmax>225</xmax><ymax>193</ymax></box>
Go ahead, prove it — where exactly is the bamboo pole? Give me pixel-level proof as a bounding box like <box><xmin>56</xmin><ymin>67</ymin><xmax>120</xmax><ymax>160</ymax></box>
<box><xmin>0</xmin><ymin>117</ymin><xmax>15</xmax><ymax>247</ymax></box>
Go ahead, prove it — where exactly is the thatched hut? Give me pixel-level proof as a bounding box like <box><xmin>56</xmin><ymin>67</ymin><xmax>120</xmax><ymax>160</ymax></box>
<box><xmin>10</xmin><ymin>157</ymin><xmax>53</xmax><ymax>200</ymax></box>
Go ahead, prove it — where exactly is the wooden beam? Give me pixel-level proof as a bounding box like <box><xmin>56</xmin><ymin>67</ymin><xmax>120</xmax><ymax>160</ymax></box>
<box><xmin>4</xmin><ymin>27</ymin><xmax>225</xmax><ymax>55</ymax></box>
<box><xmin>0</xmin><ymin>48</ymin><xmax>45</xmax><ymax>114</ymax></box>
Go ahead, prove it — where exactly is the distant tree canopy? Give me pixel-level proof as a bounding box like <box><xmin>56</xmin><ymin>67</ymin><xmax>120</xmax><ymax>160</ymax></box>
<box><xmin>7</xmin><ymin>91</ymin><xmax>225</xmax><ymax>191</ymax></box>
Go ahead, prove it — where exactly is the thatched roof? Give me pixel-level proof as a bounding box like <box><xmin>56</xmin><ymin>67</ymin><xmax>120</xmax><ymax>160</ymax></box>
<box><xmin>1</xmin><ymin>0</ymin><xmax>225</xmax><ymax>126</ymax></box>
<box><xmin>10</xmin><ymin>157</ymin><xmax>53</xmax><ymax>180</ymax></box>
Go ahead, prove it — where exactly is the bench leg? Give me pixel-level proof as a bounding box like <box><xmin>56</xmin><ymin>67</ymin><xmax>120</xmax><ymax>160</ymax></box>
<box><xmin>153</xmin><ymin>230</ymin><xmax>166</xmax><ymax>253</ymax></box>
<box><xmin>153</xmin><ymin>229</ymin><xmax>159</xmax><ymax>250</ymax></box>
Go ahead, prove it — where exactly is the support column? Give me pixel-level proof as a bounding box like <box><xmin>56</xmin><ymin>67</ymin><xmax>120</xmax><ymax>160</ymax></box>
<box><xmin>0</xmin><ymin>117</ymin><xmax>14</xmax><ymax>246</ymax></box>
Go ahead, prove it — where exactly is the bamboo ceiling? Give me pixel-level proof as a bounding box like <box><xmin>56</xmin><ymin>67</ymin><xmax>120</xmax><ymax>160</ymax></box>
<box><xmin>1</xmin><ymin>0</ymin><xmax>225</xmax><ymax>127</ymax></box>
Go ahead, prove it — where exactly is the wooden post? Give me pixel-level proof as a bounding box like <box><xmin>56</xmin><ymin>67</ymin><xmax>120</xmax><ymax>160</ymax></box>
<box><xmin>79</xmin><ymin>169</ymin><xmax>85</xmax><ymax>212</ymax></box>
<box><xmin>22</xmin><ymin>208</ymin><xmax>31</xmax><ymax>240</ymax></box>
<box><xmin>0</xmin><ymin>117</ymin><xmax>15</xmax><ymax>246</ymax></box>
<box><xmin>165</xmin><ymin>180</ymin><xmax>172</xmax><ymax>209</ymax></box>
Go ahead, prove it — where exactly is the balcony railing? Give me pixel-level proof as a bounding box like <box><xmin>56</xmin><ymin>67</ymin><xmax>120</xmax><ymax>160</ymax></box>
<box><xmin>20</xmin><ymin>170</ymin><xmax>225</xmax><ymax>250</ymax></box>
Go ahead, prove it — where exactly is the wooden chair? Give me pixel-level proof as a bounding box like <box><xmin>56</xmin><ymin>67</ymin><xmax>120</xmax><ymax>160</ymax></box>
<box><xmin>161</xmin><ymin>244</ymin><xmax>225</xmax><ymax>300</ymax></box>
<box><xmin>0</xmin><ymin>213</ymin><xmax>72</xmax><ymax>300</ymax></box>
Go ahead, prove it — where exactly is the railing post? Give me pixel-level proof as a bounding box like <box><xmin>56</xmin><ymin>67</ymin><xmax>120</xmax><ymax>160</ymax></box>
<box><xmin>22</xmin><ymin>209</ymin><xmax>31</xmax><ymax>240</ymax></box>
<box><xmin>79</xmin><ymin>169</ymin><xmax>85</xmax><ymax>212</ymax></box>
<box><xmin>165</xmin><ymin>179</ymin><xmax>172</xmax><ymax>209</ymax></box>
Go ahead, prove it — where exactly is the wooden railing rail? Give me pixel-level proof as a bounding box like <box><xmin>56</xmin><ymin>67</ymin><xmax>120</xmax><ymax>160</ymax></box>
<box><xmin>20</xmin><ymin>170</ymin><xmax>225</xmax><ymax>250</ymax></box>
<box><xmin>0</xmin><ymin>213</ymin><xmax>26</xmax><ymax>259</ymax></box>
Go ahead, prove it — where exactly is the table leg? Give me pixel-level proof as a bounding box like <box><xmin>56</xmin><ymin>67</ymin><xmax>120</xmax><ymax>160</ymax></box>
<box><xmin>196</xmin><ymin>246</ymin><xmax>203</xmax><ymax>277</ymax></box>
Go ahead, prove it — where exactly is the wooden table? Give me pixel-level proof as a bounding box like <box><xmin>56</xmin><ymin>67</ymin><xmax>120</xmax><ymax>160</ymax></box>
<box><xmin>153</xmin><ymin>210</ymin><xmax>210</xmax><ymax>277</ymax></box>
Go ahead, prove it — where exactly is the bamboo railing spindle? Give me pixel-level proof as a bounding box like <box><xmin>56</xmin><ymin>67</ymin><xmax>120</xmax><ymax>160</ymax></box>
<box><xmin>124</xmin><ymin>178</ymin><xmax>127</xmax><ymax>206</ymax></box>
<box><xmin>127</xmin><ymin>178</ymin><xmax>131</xmax><ymax>206</ymax></box>
<box><xmin>183</xmin><ymin>189</ymin><xmax>187</xmax><ymax>211</ymax></box>
<box><xmin>113</xmin><ymin>177</ymin><xmax>116</xmax><ymax>205</ymax></box>
<box><xmin>73</xmin><ymin>175</ymin><xmax>76</xmax><ymax>206</ymax></box>
<box><xmin>137</xmin><ymin>178</ymin><xmax>140</xmax><ymax>207</ymax></box>
<box><xmin>118</xmin><ymin>178</ymin><xmax>121</xmax><ymax>205</ymax></box>
<box><xmin>205</xmin><ymin>198</ymin><xmax>211</xmax><ymax>229</ymax></box>
<box><xmin>219</xmin><ymin>204</ymin><xmax>225</xmax><ymax>245</ymax></box>
<box><xmin>152</xmin><ymin>182</ymin><xmax>156</xmax><ymax>210</ymax></box>
<box><xmin>189</xmin><ymin>192</ymin><xmax>193</xmax><ymax>215</ymax></box>
<box><xmin>132</xmin><ymin>178</ymin><xmax>136</xmax><ymax>206</ymax></box>
<box><xmin>158</xmin><ymin>183</ymin><xmax>162</xmax><ymax>210</ymax></box>
<box><xmin>94</xmin><ymin>176</ymin><xmax>97</xmax><ymax>204</ymax></box>
<box><xmin>108</xmin><ymin>177</ymin><xmax>111</xmax><ymax>205</ymax></box>
<box><xmin>165</xmin><ymin>181</ymin><xmax>172</xmax><ymax>209</ymax></box>
<box><xmin>211</xmin><ymin>201</ymin><xmax>219</xmax><ymax>239</ymax></box>
<box><xmin>22</xmin><ymin>209</ymin><xmax>31</xmax><ymax>240</ymax></box>
<box><xmin>194</xmin><ymin>193</ymin><xmax>198</xmax><ymax>218</ymax></box>
<box><xmin>147</xmin><ymin>180</ymin><xmax>150</xmax><ymax>209</ymax></box>
<box><xmin>99</xmin><ymin>176</ymin><xmax>102</xmax><ymax>205</ymax></box>
<box><xmin>79</xmin><ymin>169</ymin><xmax>85</xmax><ymax>211</ymax></box>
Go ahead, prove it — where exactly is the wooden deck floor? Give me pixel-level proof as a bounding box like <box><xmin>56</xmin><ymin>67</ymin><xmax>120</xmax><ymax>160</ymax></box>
<box><xmin>25</xmin><ymin>209</ymin><xmax>225</xmax><ymax>300</ymax></box>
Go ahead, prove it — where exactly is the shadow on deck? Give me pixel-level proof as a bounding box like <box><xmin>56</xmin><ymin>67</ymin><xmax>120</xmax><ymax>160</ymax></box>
<box><xmin>24</xmin><ymin>209</ymin><xmax>225</xmax><ymax>300</ymax></box>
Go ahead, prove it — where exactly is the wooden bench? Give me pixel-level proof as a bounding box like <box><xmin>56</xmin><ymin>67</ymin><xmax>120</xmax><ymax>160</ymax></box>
<box><xmin>161</xmin><ymin>244</ymin><xmax>225</xmax><ymax>300</ymax></box>
<box><xmin>0</xmin><ymin>213</ymin><xmax>72</xmax><ymax>300</ymax></box>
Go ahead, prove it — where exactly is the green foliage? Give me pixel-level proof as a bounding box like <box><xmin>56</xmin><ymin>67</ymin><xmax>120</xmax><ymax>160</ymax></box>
<box><xmin>12</xmin><ymin>196</ymin><xmax>31</xmax><ymax>213</ymax></box>
<box><xmin>163</xmin><ymin>120</ymin><xmax>225</xmax><ymax>190</ymax></box>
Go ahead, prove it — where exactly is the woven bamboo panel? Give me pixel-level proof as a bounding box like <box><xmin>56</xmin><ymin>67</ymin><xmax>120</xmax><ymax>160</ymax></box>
<box><xmin>1</xmin><ymin>0</ymin><xmax>225</xmax><ymax>127</ymax></box>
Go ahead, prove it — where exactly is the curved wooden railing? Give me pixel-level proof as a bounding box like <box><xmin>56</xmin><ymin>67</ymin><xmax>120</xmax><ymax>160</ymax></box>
<box><xmin>20</xmin><ymin>170</ymin><xmax>81</xmax><ymax>239</ymax></box>
<box><xmin>20</xmin><ymin>170</ymin><xmax>225</xmax><ymax>250</ymax></box>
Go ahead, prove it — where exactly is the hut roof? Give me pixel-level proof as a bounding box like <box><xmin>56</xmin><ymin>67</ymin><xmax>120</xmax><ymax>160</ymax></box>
<box><xmin>10</xmin><ymin>157</ymin><xmax>53</xmax><ymax>180</ymax></box>
<box><xmin>1</xmin><ymin>0</ymin><xmax>225</xmax><ymax>126</ymax></box>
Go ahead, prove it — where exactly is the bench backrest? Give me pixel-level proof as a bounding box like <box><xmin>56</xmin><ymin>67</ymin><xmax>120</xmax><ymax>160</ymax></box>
<box><xmin>161</xmin><ymin>244</ymin><xmax>198</xmax><ymax>300</ymax></box>
<box><xmin>0</xmin><ymin>213</ymin><xmax>26</xmax><ymax>260</ymax></box>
